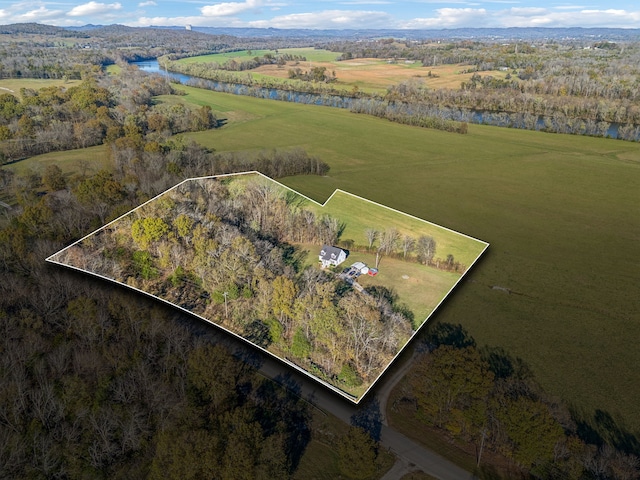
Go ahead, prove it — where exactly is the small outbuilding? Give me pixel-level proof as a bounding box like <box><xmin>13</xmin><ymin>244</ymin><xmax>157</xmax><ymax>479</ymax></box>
<box><xmin>319</xmin><ymin>245</ymin><xmax>347</xmax><ymax>268</ymax></box>
<box><xmin>351</xmin><ymin>262</ymin><xmax>369</xmax><ymax>275</ymax></box>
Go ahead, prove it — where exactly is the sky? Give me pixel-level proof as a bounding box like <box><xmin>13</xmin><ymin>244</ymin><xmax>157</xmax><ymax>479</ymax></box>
<box><xmin>0</xmin><ymin>0</ymin><xmax>639</xmax><ymax>30</ymax></box>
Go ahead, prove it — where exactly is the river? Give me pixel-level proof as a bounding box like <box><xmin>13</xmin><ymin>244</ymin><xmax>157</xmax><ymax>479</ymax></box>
<box><xmin>133</xmin><ymin>59</ymin><xmax>627</xmax><ymax>140</ymax></box>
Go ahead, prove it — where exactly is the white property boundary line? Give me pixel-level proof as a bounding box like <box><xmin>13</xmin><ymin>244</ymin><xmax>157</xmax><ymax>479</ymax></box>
<box><xmin>46</xmin><ymin>171</ymin><xmax>489</xmax><ymax>404</ymax></box>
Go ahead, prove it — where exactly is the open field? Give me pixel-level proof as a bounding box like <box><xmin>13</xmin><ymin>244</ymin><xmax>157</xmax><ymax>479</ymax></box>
<box><xmin>253</xmin><ymin>60</ymin><xmax>506</xmax><ymax>93</ymax></box>
<box><xmin>180</xmin><ymin>50</ymin><xmax>510</xmax><ymax>93</ymax></box>
<box><xmin>306</xmin><ymin>190</ymin><xmax>485</xmax><ymax>267</ymax></box>
<box><xmin>167</xmin><ymin>85</ymin><xmax>640</xmax><ymax>430</ymax></box>
<box><xmin>178</xmin><ymin>47</ymin><xmax>340</xmax><ymax>64</ymax></box>
<box><xmin>0</xmin><ymin>78</ymin><xmax>82</xmax><ymax>95</ymax></box>
<box><xmin>3</xmin><ymin>144</ymin><xmax>109</xmax><ymax>175</ymax></box>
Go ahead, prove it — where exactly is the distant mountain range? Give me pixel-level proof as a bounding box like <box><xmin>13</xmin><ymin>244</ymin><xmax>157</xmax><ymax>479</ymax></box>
<box><xmin>170</xmin><ymin>26</ymin><xmax>640</xmax><ymax>41</ymax></box>
<box><xmin>2</xmin><ymin>22</ymin><xmax>640</xmax><ymax>41</ymax></box>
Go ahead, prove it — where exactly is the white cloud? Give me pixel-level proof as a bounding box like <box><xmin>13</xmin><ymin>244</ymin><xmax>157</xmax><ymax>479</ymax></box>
<box><xmin>553</xmin><ymin>5</ymin><xmax>586</xmax><ymax>10</ymax></box>
<box><xmin>403</xmin><ymin>8</ymin><xmax>487</xmax><ymax>28</ymax></box>
<box><xmin>133</xmin><ymin>14</ymin><xmax>244</xmax><ymax>27</ymax></box>
<box><xmin>248</xmin><ymin>9</ymin><xmax>394</xmax><ymax>28</ymax></box>
<box><xmin>12</xmin><ymin>6</ymin><xmax>65</xmax><ymax>21</ymax></box>
<box><xmin>138</xmin><ymin>1</ymin><xmax>157</xmax><ymax>6</ymax></box>
<box><xmin>507</xmin><ymin>7</ymin><xmax>547</xmax><ymax>16</ymax></box>
<box><xmin>201</xmin><ymin>0</ymin><xmax>263</xmax><ymax>17</ymax></box>
<box><xmin>68</xmin><ymin>2</ymin><xmax>122</xmax><ymax>17</ymax></box>
<box><xmin>400</xmin><ymin>6</ymin><xmax>640</xmax><ymax>28</ymax></box>
<box><xmin>498</xmin><ymin>8</ymin><xmax>640</xmax><ymax>28</ymax></box>
<box><xmin>338</xmin><ymin>1</ymin><xmax>394</xmax><ymax>4</ymax></box>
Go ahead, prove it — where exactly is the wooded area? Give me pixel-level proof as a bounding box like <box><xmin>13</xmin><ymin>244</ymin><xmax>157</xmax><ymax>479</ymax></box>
<box><xmin>391</xmin><ymin>324</ymin><xmax>640</xmax><ymax>479</ymax></box>
<box><xmin>50</xmin><ymin>175</ymin><xmax>417</xmax><ymax>396</ymax></box>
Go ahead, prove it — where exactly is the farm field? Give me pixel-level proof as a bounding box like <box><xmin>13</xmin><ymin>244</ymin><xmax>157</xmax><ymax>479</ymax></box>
<box><xmin>178</xmin><ymin>48</ymin><xmax>510</xmax><ymax>93</ymax></box>
<box><xmin>178</xmin><ymin>47</ymin><xmax>340</xmax><ymax>64</ymax></box>
<box><xmin>168</xmin><ymin>85</ymin><xmax>640</xmax><ymax>431</ymax></box>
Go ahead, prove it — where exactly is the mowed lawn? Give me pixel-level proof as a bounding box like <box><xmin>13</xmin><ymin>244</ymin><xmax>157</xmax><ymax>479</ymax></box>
<box><xmin>175</xmin><ymin>85</ymin><xmax>640</xmax><ymax>430</ymax></box>
<box><xmin>309</xmin><ymin>190</ymin><xmax>487</xmax><ymax>268</ymax></box>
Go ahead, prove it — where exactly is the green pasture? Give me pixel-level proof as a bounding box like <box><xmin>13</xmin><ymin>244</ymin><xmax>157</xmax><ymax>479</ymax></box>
<box><xmin>172</xmin><ymin>84</ymin><xmax>640</xmax><ymax>431</ymax></box>
<box><xmin>310</xmin><ymin>190</ymin><xmax>487</xmax><ymax>268</ymax></box>
<box><xmin>4</xmin><ymin>144</ymin><xmax>109</xmax><ymax>175</ymax></box>
<box><xmin>0</xmin><ymin>78</ymin><xmax>81</xmax><ymax>96</ymax></box>
<box><xmin>178</xmin><ymin>47</ymin><xmax>340</xmax><ymax>65</ymax></box>
<box><xmin>347</xmin><ymin>250</ymin><xmax>462</xmax><ymax>324</ymax></box>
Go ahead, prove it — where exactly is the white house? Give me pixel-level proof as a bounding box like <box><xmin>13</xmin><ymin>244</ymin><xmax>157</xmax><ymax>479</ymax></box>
<box><xmin>319</xmin><ymin>245</ymin><xmax>347</xmax><ymax>268</ymax></box>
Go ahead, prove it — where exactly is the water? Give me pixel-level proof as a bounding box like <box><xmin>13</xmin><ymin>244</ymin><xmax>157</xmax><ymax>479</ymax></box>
<box><xmin>133</xmin><ymin>59</ymin><xmax>356</xmax><ymax>109</ymax></box>
<box><xmin>134</xmin><ymin>59</ymin><xmax>193</xmax><ymax>84</ymax></box>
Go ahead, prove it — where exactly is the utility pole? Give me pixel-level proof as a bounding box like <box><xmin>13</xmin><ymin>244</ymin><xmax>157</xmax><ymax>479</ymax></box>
<box><xmin>223</xmin><ymin>291</ymin><xmax>229</xmax><ymax>319</ymax></box>
<box><xmin>477</xmin><ymin>428</ymin><xmax>487</xmax><ymax>468</ymax></box>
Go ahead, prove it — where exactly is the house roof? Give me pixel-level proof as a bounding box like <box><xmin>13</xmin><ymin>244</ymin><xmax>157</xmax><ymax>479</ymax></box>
<box><xmin>319</xmin><ymin>245</ymin><xmax>345</xmax><ymax>261</ymax></box>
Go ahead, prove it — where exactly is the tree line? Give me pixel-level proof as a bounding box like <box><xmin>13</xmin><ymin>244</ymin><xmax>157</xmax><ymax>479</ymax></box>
<box><xmin>354</xmin><ymin>228</ymin><xmax>464</xmax><ymax>273</ymax></box>
<box><xmin>392</xmin><ymin>323</ymin><xmax>640</xmax><ymax>479</ymax></box>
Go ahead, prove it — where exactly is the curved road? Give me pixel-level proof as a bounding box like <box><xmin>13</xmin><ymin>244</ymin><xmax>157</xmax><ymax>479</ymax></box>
<box><xmin>251</xmin><ymin>343</ymin><xmax>476</xmax><ymax>480</ymax></box>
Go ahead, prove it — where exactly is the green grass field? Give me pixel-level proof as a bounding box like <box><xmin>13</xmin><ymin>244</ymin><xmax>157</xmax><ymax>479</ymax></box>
<box><xmin>178</xmin><ymin>47</ymin><xmax>340</xmax><ymax>65</ymax></box>
<box><xmin>0</xmin><ymin>78</ymin><xmax>82</xmax><ymax>96</ymax></box>
<box><xmin>307</xmin><ymin>190</ymin><xmax>486</xmax><ymax>267</ymax></box>
<box><xmin>169</xmin><ymin>85</ymin><xmax>640</xmax><ymax>431</ymax></box>
<box><xmin>4</xmin><ymin>144</ymin><xmax>109</xmax><ymax>175</ymax></box>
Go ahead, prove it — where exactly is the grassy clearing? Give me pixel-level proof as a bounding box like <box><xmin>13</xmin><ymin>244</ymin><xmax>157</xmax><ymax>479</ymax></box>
<box><xmin>173</xmin><ymin>84</ymin><xmax>640</xmax><ymax>430</ymax></box>
<box><xmin>310</xmin><ymin>190</ymin><xmax>486</xmax><ymax>267</ymax></box>
<box><xmin>0</xmin><ymin>78</ymin><xmax>82</xmax><ymax>96</ymax></box>
<box><xmin>349</xmin><ymin>251</ymin><xmax>461</xmax><ymax>324</ymax></box>
<box><xmin>3</xmin><ymin>144</ymin><xmax>110</xmax><ymax>175</ymax></box>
